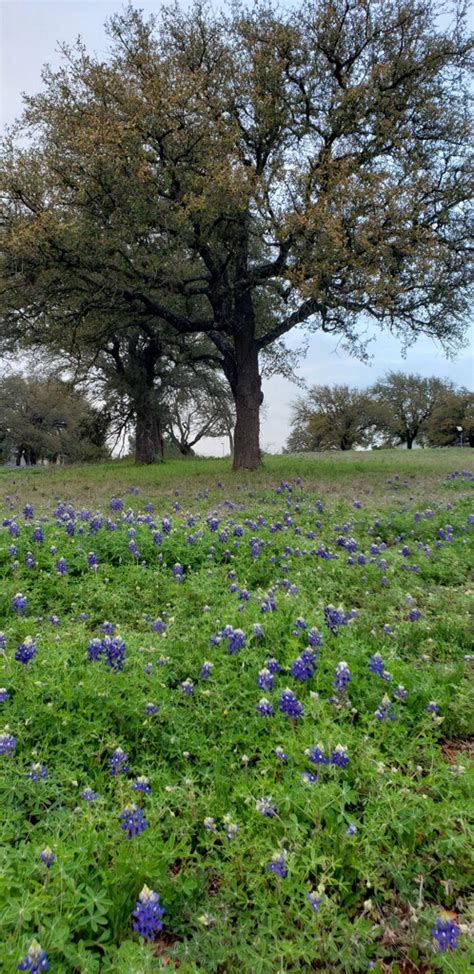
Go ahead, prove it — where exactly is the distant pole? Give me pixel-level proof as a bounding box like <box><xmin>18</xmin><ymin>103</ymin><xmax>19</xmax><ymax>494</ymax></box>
<box><xmin>456</xmin><ymin>425</ymin><xmax>463</xmax><ymax>448</ymax></box>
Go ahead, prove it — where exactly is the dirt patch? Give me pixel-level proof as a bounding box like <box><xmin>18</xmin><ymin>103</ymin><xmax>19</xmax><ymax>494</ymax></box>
<box><xmin>441</xmin><ymin>737</ymin><xmax>474</xmax><ymax>765</ymax></box>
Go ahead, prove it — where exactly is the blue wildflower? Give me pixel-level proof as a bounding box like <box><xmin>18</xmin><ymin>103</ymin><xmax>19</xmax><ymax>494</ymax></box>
<box><xmin>257</xmin><ymin>668</ymin><xmax>274</xmax><ymax>691</ymax></box>
<box><xmin>12</xmin><ymin>592</ymin><xmax>27</xmax><ymax>616</ymax></box>
<box><xmin>15</xmin><ymin>638</ymin><xmax>37</xmax><ymax>665</ymax></box>
<box><xmin>120</xmin><ymin>804</ymin><xmax>148</xmax><ymax>839</ymax></box>
<box><xmin>181</xmin><ymin>678</ymin><xmax>194</xmax><ymax>694</ymax></box>
<box><xmin>330</xmin><ymin>745</ymin><xmax>349</xmax><ymax>768</ymax></box>
<box><xmin>132</xmin><ymin>885</ymin><xmax>165</xmax><ymax>940</ymax></box>
<box><xmin>333</xmin><ymin>661</ymin><xmax>351</xmax><ymax>694</ymax></box>
<box><xmin>109</xmin><ymin>747</ymin><xmax>129</xmax><ymax>776</ymax></box>
<box><xmin>307</xmin><ymin>889</ymin><xmax>323</xmax><ymax>912</ymax></box>
<box><xmin>267</xmin><ymin>850</ymin><xmax>288</xmax><ymax>877</ymax></box>
<box><xmin>255</xmin><ymin>797</ymin><xmax>277</xmax><ymax>818</ymax></box>
<box><xmin>80</xmin><ymin>787</ymin><xmax>98</xmax><ymax>801</ymax></box>
<box><xmin>275</xmin><ymin>746</ymin><xmax>288</xmax><ymax>761</ymax></box>
<box><xmin>279</xmin><ymin>688</ymin><xmax>304</xmax><ymax>720</ymax></box>
<box><xmin>27</xmin><ymin>763</ymin><xmax>47</xmax><ymax>781</ymax></box>
<box><xmin>430</xmin><ymin>916</ymin><xmax>460</xmax><ymax>952</ymax></box>
<box><xmin>132</xmin><ymin>776</ymin><xmax>151</xmax><ymax>794</ymax></box>
<box><xmin>256</xmin><ymin>698</ymin><xmax>273</xmax><ymax>716</ymax></box>
<box><xmin>40</xmin><ymin>847</ymin><xmax>55</xmax><ymax>869</ymax></box>
<box><xmin>17</xmin><ymin>940</ymin><xmax>50</xmax><ymax>972</ymax></box>
<box><xmin>0</xmin><ymin>732</ymin><xmax>17</xmax><ymax>756</ymax></box>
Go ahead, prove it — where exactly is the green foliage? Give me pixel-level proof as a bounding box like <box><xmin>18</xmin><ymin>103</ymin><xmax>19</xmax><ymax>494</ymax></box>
<box><xmin>0</xmin><ymin>374</ymin><xmax>110</xmax><ymax>465</ymax></box>
<box><xmin>0</xmin><ymin>451</ymin><xmax>473</xmax><ymax>972</ymax></box>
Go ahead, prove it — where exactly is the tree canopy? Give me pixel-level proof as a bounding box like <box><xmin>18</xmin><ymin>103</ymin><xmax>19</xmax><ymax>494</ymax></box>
<box><xmin>1</xmin><ymin>0</ymin><xmax>472</xmax><ymax>467</ymax></box>
<box><xmin>0</xmin><ymin>374</ymin><xmax>110</xmax><ymax>465</ymax></box>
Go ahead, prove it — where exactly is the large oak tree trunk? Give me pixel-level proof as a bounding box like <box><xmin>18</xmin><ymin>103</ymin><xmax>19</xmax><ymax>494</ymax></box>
<box><xmin>231</xmin><ymin>327</ymin><xmax>263</xmax><ymax>471</ymax></box>
<box><xmin>135</xmin><ymin>401</ymin><xmax>164</xmax><ymax>464</ymax></box>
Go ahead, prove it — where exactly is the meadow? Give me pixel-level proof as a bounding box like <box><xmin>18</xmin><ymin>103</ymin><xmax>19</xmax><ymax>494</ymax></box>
<box><xmin>0</xmin><ymin>449</ymin><xmax>473</xmax><ymax>973</ymax></box>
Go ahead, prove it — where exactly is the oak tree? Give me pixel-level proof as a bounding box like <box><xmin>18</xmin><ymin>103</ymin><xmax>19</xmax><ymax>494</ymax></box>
<box><xmin>1</xmin><ymin>0</ymin><xmax>472</xmax><ymax>468</ymax></box>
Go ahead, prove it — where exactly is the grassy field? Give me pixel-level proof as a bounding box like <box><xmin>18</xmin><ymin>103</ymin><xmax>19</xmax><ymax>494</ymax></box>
<box><xmin>0</xmin><ymin>450</ymin><xmax>473</xmax><ymax>973</ymax></box>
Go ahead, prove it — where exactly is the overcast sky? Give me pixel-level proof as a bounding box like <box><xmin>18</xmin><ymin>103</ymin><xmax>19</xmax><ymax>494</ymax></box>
<box><xmin>2</xmin><ymin>0</ymin><xmax>473</xmax><ymax>454</ymax></box>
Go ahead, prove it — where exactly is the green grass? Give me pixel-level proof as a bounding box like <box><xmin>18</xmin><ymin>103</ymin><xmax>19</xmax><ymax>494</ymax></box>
<box><xmin>0</xmin><ymin>450</ymin><xmax>473</xmax><ymax>973</ymax></box>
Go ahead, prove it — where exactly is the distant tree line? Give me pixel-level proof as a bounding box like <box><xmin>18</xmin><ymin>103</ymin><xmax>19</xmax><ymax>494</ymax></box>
<box><xmin>285</xmin><ymin>372</ymin><xmax>474</xmax><ymax>452</ymax></box>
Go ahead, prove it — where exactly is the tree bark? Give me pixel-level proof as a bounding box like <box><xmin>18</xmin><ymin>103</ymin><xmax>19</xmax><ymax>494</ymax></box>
<box><xmin>230</xmin><ymin>326</ymin><xmax>263</xmax><ymax>470</ymax></box>
<box><xmin>135</xmin><ymin>400</ymin><xmax>164</xmax><ymax>464</ymax></box>
<box><xmin>406</xmin><ymin>436</ymin><xmax>414</xmax><ymax>450</ymax></box>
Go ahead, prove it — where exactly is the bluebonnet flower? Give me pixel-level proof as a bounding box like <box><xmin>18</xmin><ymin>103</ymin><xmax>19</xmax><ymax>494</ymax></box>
<box><xmin>49</xmin><ymin>615</ymin><xmax>60</xmax><ymax>626</ymax></box>
<box><xmin>40</xmin><ymin>847</ymin><xmax>55</xmax><ymax>868</ymax></box>
<box><xmin>120</xmin><ymin>804</ymin><xmax>148</xmax><ymax>839</ymax></box>
<box><xmin>56</xmin><ymin>557</ymin><xmax>67</xmax><ymax>576</ymax></box>
<box><xmin>103</xmin><ymin>636</ymin><xmax>126</xmax><ymax>671</ymax></box>
<box><xmin>374</xmin><ymin>695</ymin><xmax>395</xmax><ymax>721</ymax></box>
<box><xmin>27</xmin><ymin>763</ymin><xmax>47</xmax><ymax>781</ymax></box>
<box><xmin>267</xmin><ymin>850</ymin><xmax>288</xmax><ymax>877</ymax></box>
<box><xmin>307</xmin><ymin>889</ymin><xmax>323</xmax><ymax>912</ymax></box>
<box><xmin>0</xmin><ymin>633</ymin><xmax>6</xmax><ymax>650</ymax></box>
<box><xmin>15</xmin><ymin>638</ymin><xmax>37</xmax><ymax>665</ymax></box>
<box><xmin>109</xmin><ymin>496</ymin><xmax>124</xmax><ymax>512</ymax></box>
<box><xmin>162</xmin><ymin>518</ymin><xmax>171</xmax><ymax>534</ymax></box>
<box><xmin>80</xmin><ymin>787</ymin><xmax>98</xmax><ymax>801</ymax></box>
<box><xmin>307</xmin><ymin>627</ymin><xmax>323</xmax><ymax>647</ymax></box>
<box><xmin>0</xmin><ymin>732</ymin><xmax>17</xmax><ymax>756</ymax></box>
<box><xmin>408</xmin><ymin>608</ymin><xmax>422</xmax><ymax>622</ymax></box>
<box><xmin>144</xmin><ymin>702</ymin><xmax>158</xmax><ymax>716</ymax></box>
<box><xmin>203</xmin><ymin>816</ymin><xmax>217</xmax><ymax>831</ymax></box>
<box><xmin>87</xmin><ymin>552</ymin><xmax>98</xmax><ymax>569</ymax></box>
<box><xmin>9</xmin><ymin>521</ymin><xmax>19</xmax><ymax>537</ymax></box>
<box><xmin>252</xmin><ymin>623</ymin><xmax>264</xmax><ymax>640</ymax></box>
<box><xmin>0</xmin><ymin>688</ymin><xmax>10</xmax><ymax>702</ymax></box>
<box><xmin>17</xmin><ymin>940</ymin><xmax>50</xmax><ymax>972</ymax></box>
<box><xmin>275</xmin><ymin>746</ymin><xmax>288</xmax><ymax>761</ymax></box>
<box><xmin>290</xmin><ymin>650</ymin><xmax>317</xmax><ymax>682</ymax></box>
<box><xmin>181</xmin><ymin>678</ymin><xmax>194</xmax><ymax>695</ymax></box>
<box><xmin>156</xmin><ymin>656</ymin><xmax>169</xmax><ymax>667</ymax></box>
<box><xmin>87</xmin><ymin>638</ymin><xmax>103</xmax><ymax>662</ymax></box>
<box><xmin>306</xmin><ymin>743</ymin><xmax>328</xmax><ymax>765</ymax></box>
<box><xmin>346</xmin><ymin>823</ymin><xmax>358</xmax><ymax>836</ymax></box>
<box><xmin>227</xmin><ymin>628</ymin><xmax>246</xmax><ymax>654</ymax></box>
<box><xmin>25</xmin><ymin>552</ymin><xmax>35</xmax><ymax>570</ymax></box>
<box><xmin>265</xmin><ymin>657</ymin><xmax>280</xmax><ymax>674</ymax></box>
<box><xmin>430</xmin><ymin>916</ymin><xmax>460</xmax><ymax>952</ymax></box>
<box><xmin>32</xmin><ymin>526</ymin><xmax>43</xmax><ymax>543</ymax></box>
<box><xmin>330</xmin><ymin>745</ymin><xmax>349</xmax><ymax>768</ymax></box>
<box><xmin>200</xmin><ymin>661</ymin><xmax>213</xmax><ymax>679</ymax></box>
<box><xmin>23</xmin><ymin>504</ymin><xmax>34</xmax><ymax>519</ymax></box>
<box><xmin>132</xmin><ymin>884</ymin><xmax>165</xmax><ymax>940</ymax></box>
<box><xmin>109</xmin><ymin>748</ymin><xmax>129</xmax><ymax>776</ymax></box>
<box><xmin>132</xmin><ymin>776</ymin><xmax>151</xmax><ymax>794</ymax></box>
<box><xmin>257</xmin><ymin>667</ymin><xmax>274</xmax><ymax>691</ymax></box>
<box><xmin>393</xmin><ymin>685</ymin><xmax>408</xmax><ymax>702</ymax></box>
<box><xmin>324</xmin><ymin>605</ymin><xmax>348</xmax><ymax>634</ymax></box>
<box><xmin>152</xmin><ymin>618</ymin><xmax>166</xmax><ymax>633</ymax></box>
<box><xmin>279</xmin><ymin>688</ymin><xmax>304</xmax><ymax>720</ymax></box>
<box><xmin>12</xmin><ymin>592</ymin><xmax>27</xmax><ymax>616</ymax></box>
<box><xmin>223</xmin><ymin>815</ymin><xmax>238</xmax><ymax>840</ymax></box>
<box><xmin>256</xmin><ymin>698</ymin><xmax>273</xmax><ymax>716</ymax></box>
<box><xmin>333</xmin><ymin>661</ymin><xmax>351</xmax><ymax>694</ymax></box>
<box><xmin>8</xmin><ymin>544</ymin><xmax>17</xmax><ymax>556</ymax></box>
<box><xmin>368</xmin><ymin>653</ymin><xmax>385</xmax><ymax>677</ymax></box>
<box><xmin>256</xmin><ymin>797</ymin><xmax>277</xmax><ymax>818</ymax></box>
<box><xmin>382</xmin><ymin>624</ymin><xmax>393</xmax><ymax>635</ymax></box>
<box><xmin>172</xmin><ymin>563</ymin><xmax>184</xmax><ymax>581</ymax></box>
<box><xmin>301</xmin><ymin>771</ymin><xmax>318</xmax><ymax>786</ymax></box>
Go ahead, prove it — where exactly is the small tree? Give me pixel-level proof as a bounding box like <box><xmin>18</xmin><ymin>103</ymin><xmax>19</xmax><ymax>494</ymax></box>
<box><xmin>370</xmin><ymin>372</ymin><xmax>454</xmax><ymax>448</ymax></box>
<box><xmin>0</xmin><ymin>374</ymin><xmax>110</xmax><ymax>464</ymax></box>
<box><xmin>287</xmin><ymin>384</ymin><xmax>374</xmax><ymax>451</ymax></box>
<box><xmin>424</xmin><ymin>388</ymin><xmax>474</xmax><ymax>447</ymax></box>
<box><xmin>162</xmin><ymin>374</ymin><xmax>235</xmax><ymax>456</ymax></box>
